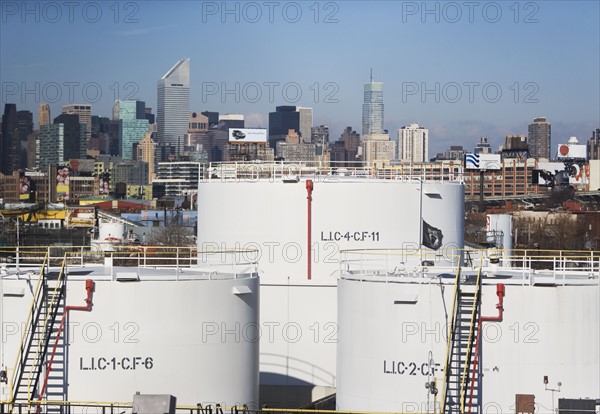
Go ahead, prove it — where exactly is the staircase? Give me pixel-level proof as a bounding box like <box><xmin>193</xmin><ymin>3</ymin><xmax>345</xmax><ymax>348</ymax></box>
<box><xmin>43</xmin><ymin>272</ymin><xmax>68</xmax><ymax>413</ymax></box>
<box><xmin>442</xmin><ymin>265</ymin><xmax>482</xmax><ymax>414</ymax></box>
<box><xmin>10</xmin><ymin>255</ymin><xmax>67</xmax><ymax>413</ymax></box>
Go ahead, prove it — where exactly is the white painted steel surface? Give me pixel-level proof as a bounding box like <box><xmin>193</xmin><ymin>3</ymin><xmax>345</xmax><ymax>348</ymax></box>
<box><xmin>98</xmin><ymin>222</ymin><xmax>125</xmax><ymax>241</ymax></box>
<box><xmin>0</xmin><ymin>262</ymin><xmax>259</xmax><ymax>407</ymax></box>
<box><xmin>486</xmin><ymin>214</ymin><xmax>513</xmax><ymax>264</ymax></box>
<box><xmin>336</xmin><ymin>272</ymin><xmax>600</xmax><ymax>413</ymax></box>
<box><xmin>197</xmin><ymin>176</ymin><xmax>465</xmax><ymax>388</ymax></box>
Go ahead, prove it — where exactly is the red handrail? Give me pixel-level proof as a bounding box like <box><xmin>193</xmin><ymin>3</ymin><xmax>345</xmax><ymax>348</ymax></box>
<box><xmin>36</xmin><ymin>279</ymin><xmax>94</xmax><ymax>413</ymax></box>
<box><xmin>467</xmin><ymin>283</ymin><xmax>505</xmax><ymax>414</ymax></box>
<box><xmin>306</xmin><ymin>179</ymin><xmax>313</xmax><ymax>280</ymax></box>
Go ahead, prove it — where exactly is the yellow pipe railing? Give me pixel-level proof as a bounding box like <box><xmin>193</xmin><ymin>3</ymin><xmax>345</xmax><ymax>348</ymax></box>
<box><xmin>440</xmin><ymin>258</ymin><xmax>462</xmax><ymax>414</ymax></box>
<box><xmin>458</xmin><ymin>257</ymin><xmax>483</xmax><ymax>413</ymax></box>
<box><xmin>25</xmin><ymin>253</ymin><xmax>68</xmax><ymax>405</ymax></box>
<box><xmin>8</xmin><ymin>253</ymin><xmax>48</xmax><ymax>411</ymax></box>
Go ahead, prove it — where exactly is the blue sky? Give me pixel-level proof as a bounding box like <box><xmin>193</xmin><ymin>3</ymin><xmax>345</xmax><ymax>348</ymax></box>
<box><xmin>1</xmin><ymin>0</ymin><xmax>599</xmax><ymax>156</ymax></box>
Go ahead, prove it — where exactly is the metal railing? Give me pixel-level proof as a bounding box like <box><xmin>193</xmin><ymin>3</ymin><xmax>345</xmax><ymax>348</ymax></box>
<box><xmin>204</xmin><ymin>161</ymin><xmax>464</xmax><ymax>183</ymax></box>
<box><xmin>0</xmin><ymin>401</ymin><xmax>451</xmax><ymax>414</ymax></box>
<box><xmin>0</xmin><ymin>247</ymin><xmax>259</xmax><ymax>282</ymax></box>
<box><xmin>339</xmin><ymin>248</ymin><xmax>600</xmax><ymax>286</ymax></box>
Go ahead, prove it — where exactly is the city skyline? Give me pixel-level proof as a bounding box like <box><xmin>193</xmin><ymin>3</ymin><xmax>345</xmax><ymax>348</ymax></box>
<box><xmin>1</xmin><ymin>1</ymin><xmax>599</xmax><ymax>156</ymax></box>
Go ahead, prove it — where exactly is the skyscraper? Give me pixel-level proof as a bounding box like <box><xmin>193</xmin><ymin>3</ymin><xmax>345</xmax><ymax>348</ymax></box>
<box><xmin>268</xmin><ymin>106</ymin><xmax>313</xmax><ymax>147</ymax></box>
<box><xmin>62</xmin><ymin>104</ymin><xmax>91</xmax><ymax>142</ymax></box>
<box><xmin>137</xmin><ymin>133</ymin><xmax>156</xmax><ymax>182</ymax></box>
<box><xmin>362</xmin><ymin>73</ymin><xmax>384</xmax><ymax>136</ymax></box>
<box><xmin>0</xmin><ymin>104</ymin><xmax>18</xmax><ymax>175</ymax></box>
<box><xmin>157</xmin><ymin>58</ymin><xmax>190</xmax><ymax>154</ymax></box>
<box><xmin>297</xmin><ymin>107</ymin><xmax>313</xmax><ymax>144</ymax></box>
<box><xmin>398</xmin><ymin>123</ymin><xmax>429</xmax><ymax>162</ymax></box>
<box><xmin>39</xmin><ymin>124</ymin><xmax>65</xmax><ymax>171</ymax></box>
<box><xmin>54</xmin><ymin>114</ymin><xmax>87</xmax><ymax>161</ymax></box>
<box><xmin>17</xmin><ymin>110</ymin><xmax>33</xmax><ymax>169</ymax></box>
<box><xmin>587</xmin><ymin>128</ymin><xmax>600</xmax><ymax>160</ymax></box>
<box><xmin>528</xmin><ymin>117</ymin><xmax>551</xmax><ymax>160</ymax></box>
<box><xmin>38</xmin><ymin>103</ymin><xmax>51</xmax><ymax>128</ymax></box>
<box><xmin>114</xmin><ymin>100</ymin><xmax>149</xmax><ymax>160</ymax></box>
<box><xmin>219</xmin><ymin>114</ymin><xmax>244</xmax><ymax>130</ymax></box>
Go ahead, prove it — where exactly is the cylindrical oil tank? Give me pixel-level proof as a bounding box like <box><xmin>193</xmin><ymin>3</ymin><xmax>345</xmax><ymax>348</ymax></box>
<box><xmin>0</xmin><ymin>254</ymin><xmax>260</xmax><ymax>408</ymax></box>
<box><xmin>197</xmin><ymin>178</ymin><xmax>465</xmax><ymax>281</ymax></box>
<box><xmin>196</xmin><ymin>176</ymin><xmax>464</xmax><ymax>394</ymax></box>
<box><xmin>336</xmin><ymin>265</ymin><xmax>599</xmax><ymax>413</ymax></box>
<box><xmin>486</xmin><ymin>214</ymin><xmax>513</xmax><ymax>263</ymax></box>
<box><xmin>98</xmin><ymin>221</ymin><xmax>125</xmax><ymax>241</ymax></box>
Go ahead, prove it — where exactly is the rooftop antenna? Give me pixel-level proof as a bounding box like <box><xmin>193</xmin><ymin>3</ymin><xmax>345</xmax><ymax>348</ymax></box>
<box><xmin>370</xmin><ymin>68</ymin><xmax>373</xmax><ymax>82</ymax></box>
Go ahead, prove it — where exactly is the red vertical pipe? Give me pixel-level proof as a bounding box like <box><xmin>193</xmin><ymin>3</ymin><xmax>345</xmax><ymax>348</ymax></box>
<box><xmin>467</xmin><ymin>283</ymin><xmax>505</xmax><ymax>414</ymax></box>
<box><xmin>37</xmin><ymin>279</ymin><xmax>94</xmax><ymax>413</ymax></box>
<box><xmin>306</xmin><ymin>180</ymin><xmax>314</xmax><ymax>280</ymax></box>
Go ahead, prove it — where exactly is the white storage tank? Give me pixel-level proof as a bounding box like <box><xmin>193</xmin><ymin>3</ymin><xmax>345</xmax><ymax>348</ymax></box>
<box><xmin>197</xmin><ymin>176</ymin><xmax>465</xmax><ymax>281</ymax></box>
<box><xmin>336</xmin><ymin>251</ymin><xmax>599</xmax><ymax>413</ymax></box>
<box><xmin>98</xmin><ymin>221</ymin><xmax>125</xmax><ymax>242</ymax></box>
<box><xmin>196</xmin><ymin>167</ymin><xmax>465</xmax><ymax>400</ymax></box>
<box><xmin>0</xmin><ymin>251</ymin><xmax>260</xmax><ymax>408</ymax></box>
<box><xmin>486</xmin><ymin>214</ymin><xmax>513</xmax><ymax>265</ymax></box>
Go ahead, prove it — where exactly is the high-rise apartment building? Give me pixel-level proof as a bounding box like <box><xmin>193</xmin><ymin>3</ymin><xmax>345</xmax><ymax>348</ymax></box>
<box><xmin>362</xmin><ymin>74</ymin><xmax>384</xmax><ymax>136</ymax></box>
<box><xmin>398</xmin><ymin>123</ymin><xmax>429</xmax><ymax>162</ymax></box>
<box><xmin>202</xmin><ymin>111</ymin><xmax>219</xmax><ymax>129</ymax></box>
<box><xmin>38</xmin><ymin>103</ymin><xmax>51</xmax><ymax>128</ymax></box>
<box><xmin>528</xmin><ymin>117</ymin><xmax>551</xmax><ymax>160</ymax></box>
<box><xmin>219</xmin><ymin>114</ymin><xmax>244</xmax><ymax>131</ymax></box>
<box><xmin>587</xmin><ymin>128</ymin><xmax>600</xmax><ymax>160</ymax></box>
<box><xmin>114</xmin><ymin>100</ymin><xmax>149</xmax><ymax>160</ymax></box>
<box><xmin>62</xmin><ymin>104</ymin><xmax>91</xmax><ymax>142</ymax></box>
<box><xmin>474</xmin><ymin>137</ymin><xmax>492</xmax><ymax>155</ymax></box>
<box><xmin>17</xmin><ymin>111</ymin><xmax>34</xmax><ymax>169</ymax></box>
<box><xmin>0</xmin><ymin>104</ymin><xmax>19</xmax><ymax>175</ymax></box>
<box><xmin>137</xmin><ymin>133</ymin><xmax>156</xmax><ymax>182</ymax></box>
<box><xmin>297</xmin><ymin>107</ymin><xmax>313</xmax><ymax>144</ymax></box>
<box><xmin>54</xmin><ymin>114</ymin><xmax>87</xmax><ymax>161</ymax></box>
<box><xmin>268</xmin><ymin>106</ymin><xmax>313</xmax><ymax>147</ymax></box>
<box><xmin>157</xmin><ymin>58</ymin><xmax>190</xmax><ymax>154</ymax></box>
<box><xmin>39</xmin><ymin>124</ymin><xmax>65</xmax><ymax>171</ymax></box>
<box><xmin>311</xmin><ymin>125</ymin><xmax>330</xmax><ymax>145</ymax></box>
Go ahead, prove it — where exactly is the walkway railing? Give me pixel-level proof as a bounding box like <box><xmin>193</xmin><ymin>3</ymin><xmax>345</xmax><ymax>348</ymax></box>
<box><xmin>204</xmin><ymin>161</ymin><xmax>464</xmax><ymax>183</ymax></box>
<box><xmin>0</xmin><ymin>246</ymin><xmax>259</xmax><ymax>281</ymax></box>
<box><xmin>339</xmin><ymin>248</ymin><xmax>600</xmax><ymax>286</ymax></box>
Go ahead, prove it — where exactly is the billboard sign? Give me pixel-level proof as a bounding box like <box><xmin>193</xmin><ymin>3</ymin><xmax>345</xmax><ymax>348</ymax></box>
<box><xmin>228</xmin><ymin>128</ymin><xmax>267</xmax><ymax>143</ymax></box>
<box><xmin>534</xmin><ymin>162</ymin><xmax>590</xmax><ymax>187</ymax></box>
<box><xmin>557</xmin><ymin>144</ymin><xmax>586</xmax><ymax>160</ymax></box>
<box><xmin>464</xmin><ymin>153</ymin><xmax>501</xmax><ymax>171</ymax></box>
<box><xmin>99</xmin><ymin>172</ymin><xmax>110</xmax><ymax>196</ymax></box>
<box><xmin>56</xmin><ymin>165</ymin><xmax>70</xmax><ymax>202</ymax></box>
<box><xmin>19</xmin><ymin>173</ymin><xmax>35</xmax><ymax>202</ymax></box>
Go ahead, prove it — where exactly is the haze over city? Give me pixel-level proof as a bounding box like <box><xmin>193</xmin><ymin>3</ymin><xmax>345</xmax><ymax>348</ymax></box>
<box><xmin>1</xmin><ymin>0</ymin><xmax>599</xmax><ymax>156</ymax></box>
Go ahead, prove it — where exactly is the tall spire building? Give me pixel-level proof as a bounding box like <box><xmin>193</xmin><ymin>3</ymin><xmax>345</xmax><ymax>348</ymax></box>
<box><xmin>157</xmin><ymin>58</ymin><xmax>190</xmax><ymax>155</ymax></box>
<box><xmin>362</xmin><ymin>71</ymin><xmax>384</xmax><ymax>136</ymax></box>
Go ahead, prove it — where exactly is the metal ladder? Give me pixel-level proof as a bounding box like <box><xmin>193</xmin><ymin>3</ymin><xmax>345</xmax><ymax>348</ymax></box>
<box><xmin>442</xmin><ymin>264</ymin><xmax>482</xmax><ymax>414</ymax></box>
